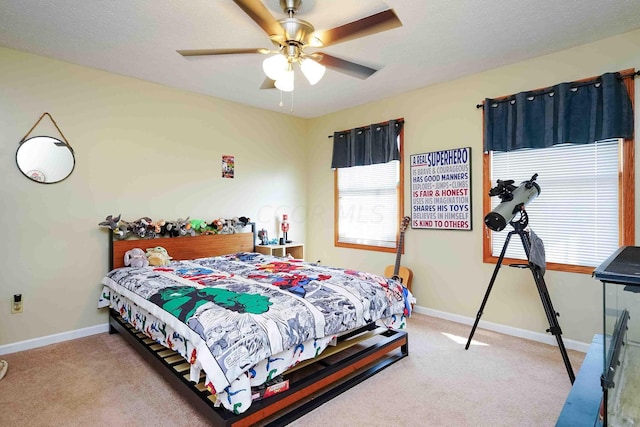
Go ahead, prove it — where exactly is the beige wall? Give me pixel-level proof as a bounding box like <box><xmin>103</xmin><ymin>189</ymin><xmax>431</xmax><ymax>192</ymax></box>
<box><xmin>0</xmin><ymin>47</ymin><xmax>307</xmax><ymax>345</ymax></box>
<box><xmin>2</xmin><ymin>28</ymin><xmax>639</xmax><ymax>348</ymax></box>
<box><xmin>305</xmin><ymin>29</ymin><xmax>640</xmax><ymax>344</ymax></box>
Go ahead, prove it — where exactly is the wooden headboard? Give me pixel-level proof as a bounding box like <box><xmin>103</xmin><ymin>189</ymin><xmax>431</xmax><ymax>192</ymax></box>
<box><xmin>109</xmin><ymin>232</ymin><xmax>255</xmax><ymax>270</ymax></box>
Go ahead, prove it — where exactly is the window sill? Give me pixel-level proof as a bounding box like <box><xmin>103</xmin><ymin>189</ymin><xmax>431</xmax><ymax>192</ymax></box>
<box><xmin>335</xmin><ymin>241</ymin><xmax>397</xmax><ymax>254</ymax></box>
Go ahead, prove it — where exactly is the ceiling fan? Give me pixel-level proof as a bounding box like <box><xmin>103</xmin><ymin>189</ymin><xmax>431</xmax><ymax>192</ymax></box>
<box><xmin>177</xmin><ymin>0</ymin><xmax>402</xmax><ymax>92</ymax></box>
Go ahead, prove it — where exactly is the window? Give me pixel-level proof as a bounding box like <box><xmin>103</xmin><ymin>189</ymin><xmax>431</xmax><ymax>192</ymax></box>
<box><xmin>484</xmin><ymin>139</ymin><xmax>632</xmax><ymax>272</ymax></box>
<box><xmin>334</xmin><ymin>128</ymin><xmax>404</xmax><ymax>252</ymax></box>
<box><xmin>482</xmin><ymin>71</ymin><xmax>635</xmax><ymax>274</ymax></box>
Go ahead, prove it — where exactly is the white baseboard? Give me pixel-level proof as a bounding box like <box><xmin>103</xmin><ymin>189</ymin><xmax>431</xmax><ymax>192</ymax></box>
<box><xmin>0</xmin><ymin>306</ymin><xmax>590</xmax><ymax>355</ymax></box>
<box><xmin>0</xmin><ymin>323</ymin><xmax>110</xmax><ymax>356</ymax></box>
<box><xmin>413</xmin><ymin>305</ymin><xmax>590</xmax><ymax>353</ymax></box>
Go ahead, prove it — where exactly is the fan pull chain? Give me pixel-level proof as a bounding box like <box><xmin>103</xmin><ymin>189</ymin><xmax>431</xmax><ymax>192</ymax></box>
<box><xmin>277</xmin><ymin>90</ymin><xmax>294</xmax><ymax>114</ymax></box>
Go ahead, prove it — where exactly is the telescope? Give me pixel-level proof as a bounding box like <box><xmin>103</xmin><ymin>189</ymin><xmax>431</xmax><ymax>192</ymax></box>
<box><xmin>484</xmin><ymin>174</ymin><xmax>540</xmax><ymax>232</ymax></box>
<box><xmin>470</xmin><ymin>173</ymin><xmax>575</xmax><ymax>383</ymax></box>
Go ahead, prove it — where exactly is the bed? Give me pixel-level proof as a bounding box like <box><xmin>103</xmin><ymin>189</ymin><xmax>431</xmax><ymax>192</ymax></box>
<box><xmin>98</xmin><ymin>227</ymin><xmax>410</xmax><ymax>426</ymax></box>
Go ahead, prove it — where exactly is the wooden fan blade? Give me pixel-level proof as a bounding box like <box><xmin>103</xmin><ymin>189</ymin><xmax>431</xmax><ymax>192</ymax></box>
<box><xmin>315</xmin><ymin>53</ymin><xmax>377</xmax><ymax>80</ymax></box>
<box><xmin>233</xmin><ymin>0</ymin><xmax>285</xmax><ymax>38</ymax></box>
<box><xmin>177</xmin><ymin>48</ymin><xmax>264</xmax><ymax>57</ymax></box>
<box><xmin>260</xmin><ymin>77</ymin><xmax>276</xmax><ymax>89</ymax></box>
<box><xmin>315</xmin><ymin>9</ymin><xmax>402</xmax><ymax>47</ymax></box>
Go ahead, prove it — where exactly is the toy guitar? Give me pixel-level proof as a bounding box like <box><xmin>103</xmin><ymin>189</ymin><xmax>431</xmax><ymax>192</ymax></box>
<box><xmin>384</xmin><ymin>216</ymin><xmax>413</xmax><ymax>292</ymax></box>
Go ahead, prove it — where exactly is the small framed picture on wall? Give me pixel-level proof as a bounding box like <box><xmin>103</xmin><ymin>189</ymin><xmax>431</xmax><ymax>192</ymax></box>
<box><xmin>222</xmin><ymin>155</ymin><xmax>235</xmax><ymax>178</ymax></box>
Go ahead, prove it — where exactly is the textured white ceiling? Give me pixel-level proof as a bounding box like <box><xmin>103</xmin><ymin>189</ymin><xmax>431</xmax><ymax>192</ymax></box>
<box><xmin>2</xmin><ymin>0</ymin><xmax>640</xmax><ymax>118</ymax></box>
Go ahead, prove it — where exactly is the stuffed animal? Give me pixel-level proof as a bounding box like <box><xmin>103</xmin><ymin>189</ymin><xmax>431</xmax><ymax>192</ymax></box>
<box><xmin>210</xmin><ymin>218</ymin><xmax>224</xmax><ymax>234</ymax></box>
<box><xmin>163</xmin><ymin>220</ymin><xmax>179</xmax><ymax>237</ymax></box>
<box><xmin>229</xmin><ymin>217</ymin><xmax>241</xmax><ymax>233</ymax></box>
<box><xmin>99</xmin><ymin>214</ymin><xmax>130</xmax><ymax>240</ymax></box>
<box><xmin>190</xmin><ymin>219</ymin><xmax>208</xmax><ymax>234</ymax></box>
<box><xmin>114</xmin><ymin>220</ymin><xmax>131</xmax><ymax>240</ymax></box>
<box><xmin>147</xmin><ymin>219</ymin><xmax>164</xmax><ymax>239</ymax></box>
<box><xmin>232</xmin><ymin>216</ymin><xmax>251</xmax><ymax>233</ymax></box>
<box><xmin>176</xmin><ymin>217</ymin><xmax>195</xmax><ymax>237</ymax></box>
<box><xmin>220</xmin><ymin>219</ymin><xmax>235</xmax><ymax>234</ymax></box>
<box><xmin>124</xmin><ymin>248</ymin><xmax>149</xmax><ymax>268</ymax></box>
<box><xmin>98</xmin><ymin>214</ymin><xmax>121</xmax><ymax>230</ymax></box>
<box><xmin>146</xmin><ymin>246</ymin><xmax>172</xmax><ymax>266</ymax></box>
<box><xmin>132</xmin><ymin>217</ymin><xmax>153</xmax><ymax>238</ymax></box>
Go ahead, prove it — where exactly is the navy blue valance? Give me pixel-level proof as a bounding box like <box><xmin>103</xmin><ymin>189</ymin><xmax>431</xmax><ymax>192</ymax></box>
<box><xmin>484</xmin><ymin>72</ymin><xmax>634</xmax><ymax>152</ymax></box>
<box><xmin>331</xmin><ymin>119</ymin><xmax>403</xmax><ymax>168</ymax></box>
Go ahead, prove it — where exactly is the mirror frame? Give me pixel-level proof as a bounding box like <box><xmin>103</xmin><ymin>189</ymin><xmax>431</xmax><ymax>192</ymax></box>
<box><xmin>16</xmin><ymin>135</ymin><xmax>76</xmax><ymax>184</ymax></box>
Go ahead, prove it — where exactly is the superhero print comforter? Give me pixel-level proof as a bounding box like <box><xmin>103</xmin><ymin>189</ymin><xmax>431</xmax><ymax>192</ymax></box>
<box><xmin>98</xmin><ymin>252</ymin><xmax>411</xmax><ymax>414</ymax></box>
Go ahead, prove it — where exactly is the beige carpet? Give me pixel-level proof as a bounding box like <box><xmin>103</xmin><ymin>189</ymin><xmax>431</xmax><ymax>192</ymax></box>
<box><xmin>0</xmin><ymin>314</ymin><xmax>584</xmax><ymax>426</ymax></box>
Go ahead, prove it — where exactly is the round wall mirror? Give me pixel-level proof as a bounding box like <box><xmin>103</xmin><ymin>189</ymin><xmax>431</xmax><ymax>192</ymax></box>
<box><xmin>16</xmin><ymin>136</ymin><xmax>75</xmax><ymax>183</ymax></box>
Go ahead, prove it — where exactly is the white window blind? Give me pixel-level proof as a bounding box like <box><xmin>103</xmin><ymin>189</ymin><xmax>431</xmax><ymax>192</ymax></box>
<box><xmin>490</xmin><ymin>140</ymin><xmax>619</xmax><ymax>267</ymax></box>
<box><xmin>337</xmin><ymin>160</ymin><xmax>399</xmax><ymax>248</ymax></box>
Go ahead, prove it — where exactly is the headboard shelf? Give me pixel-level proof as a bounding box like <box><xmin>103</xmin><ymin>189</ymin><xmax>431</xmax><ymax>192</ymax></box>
<box><xmin>109</xmin><ymin>228</ymin><xmax>255</xmax><ymax>270</ymax></box>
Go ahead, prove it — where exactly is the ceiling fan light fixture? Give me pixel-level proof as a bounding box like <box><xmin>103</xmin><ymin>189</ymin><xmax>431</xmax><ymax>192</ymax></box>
<box><xmin>275</xmin><ymin>67</ymin><xmax>295</xmax><ymax>92</ymax></box>
<box><xmin>178</xmin><ymin>1</ymin><xmax>402</xmax><ymax>95</ymax></box>
<box><xmin>300</xmin><ymin>57</ymin><xmax>326</xmax><ymax>85</ymax></box>
<box><xmin>263</xmin><ymin>54</ymin><xmax>288</xmax><ymax>80</ymax></box>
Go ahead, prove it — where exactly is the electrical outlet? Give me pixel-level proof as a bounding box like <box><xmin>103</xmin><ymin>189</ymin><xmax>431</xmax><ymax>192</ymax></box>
<box><xmin>11</xmin><ymin>294</ymin><xmax>23</xmax><ymax>314</ymax></box>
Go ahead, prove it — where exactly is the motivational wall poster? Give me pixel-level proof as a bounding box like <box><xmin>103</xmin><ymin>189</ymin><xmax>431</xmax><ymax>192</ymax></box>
<box><xmin>410</xmin><ymin>147</ymin><xmax>472</xmax><ymax>230</ymax></box>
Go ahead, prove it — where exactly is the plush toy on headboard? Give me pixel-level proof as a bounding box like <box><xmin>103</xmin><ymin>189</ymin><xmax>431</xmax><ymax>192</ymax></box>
<box><xmin>131</xmin><ymin>217</ymin><xmax>153</xmax><ymax>238</ymax></box>
<box><xmin>223</xmin><ymin>218</ymin><xmax>244</xmax><ymax>234</ymax></box>
<box><xmin>176</xmin><ymin>217</ymin><xmax>195</xmax><ymax>237</ymax></box>
<box><xmin>99</xmin><ymin>214</ymin><xmax>131</xmax><ymax>240</ymax></box>
<box><xmin>99</xmin><ymin>214</ymin><xmax>120</xmax><ymax>231</ymax></box>
<box><xmin>233</xmin><ymin>216</ymin><xmax>251</xmax><ymax>233</ymax></box>
<box><xmin>124</xmin><ymin>248</ymin><xmax>149</xmax><ymax>268</ymax></box>
<box><xmin>210</xmin><ymin>218</ymin><xmax>224</xmax><ymax>234</ymax></box>
<box><xmin>190</xmin><ymin>219</ymin><xmax>209</xmax><ymax>234</ymax></box>
<box><xmin>146</xmin><ymin>246</ymin><xmax>172</xmax><ymax>266</ymax></box>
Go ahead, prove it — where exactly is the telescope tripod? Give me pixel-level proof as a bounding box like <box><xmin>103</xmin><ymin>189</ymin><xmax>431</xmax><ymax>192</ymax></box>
<box><xmin>465</xmin><ymin>218</ymin><xmax>575</xmax><ymax>384</ymax></box>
